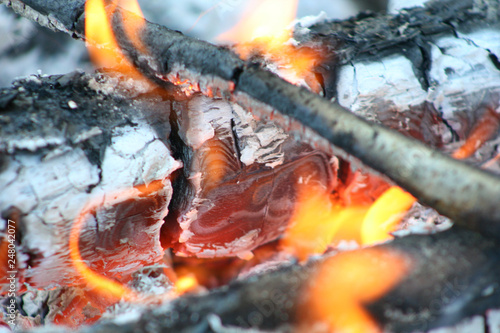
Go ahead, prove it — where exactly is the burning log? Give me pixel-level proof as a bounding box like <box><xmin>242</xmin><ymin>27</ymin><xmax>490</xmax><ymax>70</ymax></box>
<box><xmin>21</xmin><ymin>226</ymin><xmax>500</xmax><ymax>333</ymax></box>
<box><xmin>164</xmin><ymin>95</ymin><xmax>337</xmax><ymax>258</ymax></box>
<box><xmin>0</xmin><ymin>71</ymin><xmax>181</xmax><ymax>290</ymax></box>
<box><xmin>4</xmin><ymin>0</ymin><xmax>500</xmax><ymax>238</ymax></box>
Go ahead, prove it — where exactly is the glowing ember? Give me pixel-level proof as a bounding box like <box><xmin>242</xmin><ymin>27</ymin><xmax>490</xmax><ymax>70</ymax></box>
<box><xmin>69</xmin><ymin>181</ymin><xmax>165</xmax><ymax>301</ymax></box>
<box><xmin>174</xmin><ymin>274</ymin><xmax>199</xmax><ymax>295</ymax></box>
<box><xmin>218</xmin><ymin>0</ymin><xmax>320</xmax><ymax>85</ymax></box>
<box><xmin>302</xmin><ymin>248</ymin><xmax>411</xmax><ymax>333</ymax></box>
<box><xmin>85</xmin><ymin>0</ymin><xmax>145</xmax><ymax>77</ymax></box>
<box><xmin>0</xmin><ymin>238</ymin><xmax>10</xmax><ymax>293</ymax></box>
<box><xmin>452</xmin><ymin>106</ymin><xmax>500</xmax><ymax>159</ymax></box>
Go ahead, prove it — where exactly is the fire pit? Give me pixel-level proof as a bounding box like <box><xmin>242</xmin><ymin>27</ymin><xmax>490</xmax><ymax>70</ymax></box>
<box><xmin>2</xmin><ymin>0</ymin><xmax>500</xmax><ymax>332</ymax></box>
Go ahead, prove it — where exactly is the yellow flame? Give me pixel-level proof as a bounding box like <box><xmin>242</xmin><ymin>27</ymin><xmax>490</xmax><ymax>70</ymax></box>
<box><xmin>280</xmin><ymin>186</ymin><xmax>369</xmax><ymax>261</ymax></box>
<box><xmin>85</xmin><ymin>0</ymin><xmax>146</xmax><ymax>77</ymax></box>
<box><xmin>303</xmin><ymin>248</ymin><xmax>411</xmax><ymax>333</ymax></box>
<box><xmin>361</xmin><ymin>187</ymin><xmax>416</xmax><ymax>245</ymax></box>
<box><xmin>218</xmin><ymin>0</ymin><xmax>319</xmax><ymax>84</ymax></box>
<box><xmin>282</xmin><ymin>183</ymin><xmax>416</xmax><ymax>260</ymax></box>
<box><xmin>218</xmin><ymin>0</ymin><xmax>298</xmax><ymax>47</ymax></box>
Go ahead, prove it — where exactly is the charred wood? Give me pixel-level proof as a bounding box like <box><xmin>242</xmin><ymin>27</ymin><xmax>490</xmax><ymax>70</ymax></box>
<box><xmin>4</xmin><ymin>0</ymin><xmax>500</xmax><ymax>238</ymax></box>
<box><xmin>29</xmin><ymin>226</ymin><xmax>500</xmax><ymax>333</ymax></box>
<box><xmin>0</xmin><ymin>72</ymin><xmax>180</xmax><ymax>289</ymax></box>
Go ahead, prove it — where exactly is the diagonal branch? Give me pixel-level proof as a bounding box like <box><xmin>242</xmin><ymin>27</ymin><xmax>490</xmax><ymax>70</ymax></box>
<box><xmin>3</xmin><ymin>0</ymin><xmax>500</xmax><ymax>237</ymax></box>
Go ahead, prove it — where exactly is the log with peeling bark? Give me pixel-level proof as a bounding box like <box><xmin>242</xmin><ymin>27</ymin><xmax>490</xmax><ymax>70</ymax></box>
<box><xmin>4</xmin><ymin>0</ymin><xmax>500</xmax><ymax>238</ymax></box>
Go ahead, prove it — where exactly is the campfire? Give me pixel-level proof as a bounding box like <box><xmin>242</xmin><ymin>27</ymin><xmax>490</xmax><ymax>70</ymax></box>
<box><xmin>2</xmin><ymin>0</ymin><xmax>500</xmax><ymax>332</ymax></box>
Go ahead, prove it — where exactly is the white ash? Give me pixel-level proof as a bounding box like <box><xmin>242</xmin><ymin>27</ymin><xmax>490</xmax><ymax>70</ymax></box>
<box><xmin>292</xmin><ymin>11</ymin><xmax>329</xmax><ymax>36</ymax></box>
<box><xmin>234</xmin><ymin>89</ymin><xmax>349</xmax><ymax>166</ymax></box>
<box><xmin>336</xmin><ymin>29</ymin><xmax>500</xmax><ymax>145</ymax></box>
<box><xmin>393</xmin><ymin>203</ymin><xmax>453</xmax><ymax>238</ymax></box>
<box><xmin>67</xmin><ymin>100</ymin><xmax>78</xmax><ymax>109</ymax></box>
<box><xmin>458</xmin><ymin>29</ymin><xmax>500</xmax><ymax>59</ymax></box>
<box><xmin>337</xmin><ymin>54</ymin><xmax>427</xmax><ymax>119</ymax></box>
<box><xmin>0</xmin><ymin>132</ymin><xmax>65</xmax><ymax>153</ymax></box>
<box><xmin>427</xmin><ymin>35</ymin><xmax>500</xmax><ymax>133</ymax></box>
<box><xmin>177</xmin><ymin>95</ymin><xmax>234</xmax><ymax>150</ymax></box>
<box><xmin>388</xmin><ymin>0</ymin><xmax>427</xmax><ymax>13</ymax></box>
<box><xmin>87</xmin><ymin>74</ymin><xmax>156</xmax><ymax>97</ymax></box>
<box><xmin>98</xmin><ymin>123</ymin><xmax>181</xmax><ymax>190</ymax></box>
<box><xmin>488</xmin><ymin>309</ymin><xmax>500</xmax><ymax>333</ymax></box>
<box><xmin>176</xmin><ymin>94</ymin><xmax>290</xmax><ymax>168</ymax></box>
<box><xmin>210</xmin><ymin>229</ymin><xmax>260</xmax><ymax>259</ymax></box>
<box><xmin>101</xmin><ymin>304</ymin><xmax>145</xmax><ymax>325</ymax></box>
<box><xmin>129</xmin><ymin>265</ymin><xmax>174</xmax><ymax>296</ymax></box>
<box><xmin>207</xmin><ymin>313</ymin><xmax>276</xmax><ymax>333</ymax></box>
<box><xmin>0</xmin><ymin>116</ymin><xmax>181</xmax><ymax>288</ymax></box>
<box><xmin>71</xmin><ymin>126</ymin><xmax>103</xmax><ymax>145</ymax></box>
<box><xmin>231</xmin><ymin>103</ymin><xmax>288</xmax><ymax>167</ymax></box>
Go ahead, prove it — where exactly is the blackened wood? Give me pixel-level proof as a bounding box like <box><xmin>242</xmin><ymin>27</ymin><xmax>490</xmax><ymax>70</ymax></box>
<box><xmin>35</xmin><ymin>227</ymin><xmax>500</xmax><ymax>333</ymax></box>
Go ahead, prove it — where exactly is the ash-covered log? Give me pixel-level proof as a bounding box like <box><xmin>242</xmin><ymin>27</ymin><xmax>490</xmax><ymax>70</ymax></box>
<box><xmin>0</xmin><ymin>69</ymin><xmax>342</xmax><ymax>327</ymax></box>
<box><xmin>0</xmin><ymin>71</ymin><xmax>181</xmax><ymax>290</ymax></box>
<box><xmin>4</xmin><ymin>0</ymin><xmax>500</xmax><ymax>238</ymax></box>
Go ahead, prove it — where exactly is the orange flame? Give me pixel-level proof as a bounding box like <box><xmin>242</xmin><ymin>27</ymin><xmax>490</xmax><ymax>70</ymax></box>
<box><xmin>69</xmin><ymin>180</ymin><xmax>164</xmax><ymax>301</ymax></box>
<box><xmin>281</xmin><ymin>182</ymin><xmax>416</xmax><ymax>260</ymax></box>
<box><xmin>218</xmin><ymin>0</ymin><xmax>320</xmax><ymax>85</ymax></box>
<box><xmin>85</xmin><ymin>0</ymin><xmax>146</xmax><ymax>77</ymax></box>
<box><xmin>280</xmin><ymin>185</ymin><xmax>368</xmax><ymax>261</ymax></box>
<box><xmin>302</xmin><ymin>248</ymin><xmax>411</xmax><ymax>333</ymax></box>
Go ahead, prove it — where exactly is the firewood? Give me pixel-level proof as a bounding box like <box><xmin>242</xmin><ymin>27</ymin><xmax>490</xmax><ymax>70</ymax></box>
<box><xmin>2</xmin><ymin>1</ymin><xmax>500</xmax><ymax>332</ymax></box>
<box><xmin>4</xmin><ymin>0</ymin><xmax>500</xmax><ymax>238</ymax></box>
<box><xmin>22</xmin><ymin>226</ymin><xmax>500</xmax><ymax>333</ymax></box>
<box><xmin>0</xmin><ymin>71</ymin><xmax>181</xmax><ymax>290</ymax></box>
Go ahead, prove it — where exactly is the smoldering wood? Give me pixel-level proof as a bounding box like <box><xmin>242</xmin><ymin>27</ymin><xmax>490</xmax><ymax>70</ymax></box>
<box><xmin>4</xmin><ymin>0</ymin><xmax>500</xmax><ymax>239</ymax></box>
<box><xmin>164</xmin><ymin>95</ymin><xmax>337</xmax><ymax>258</ymax></box>
<box><xmin>0</xmin><ymin>71</ymin><xmax>181</xmax><ymax>289</ymax></box>
<box><xmin>25</xmin><ymin>226</ymin><xmax>500</xmax><ymax>333</ymax></box>
<box><xmin>0</xmin><ymin>68</ymin><xmax>335</xmax><ymax>296</ymax></box>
